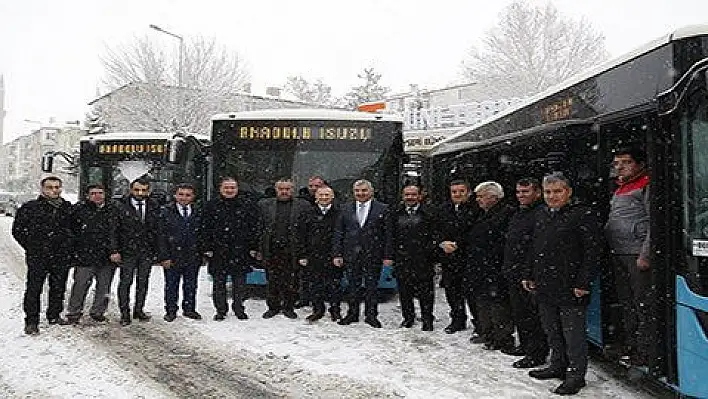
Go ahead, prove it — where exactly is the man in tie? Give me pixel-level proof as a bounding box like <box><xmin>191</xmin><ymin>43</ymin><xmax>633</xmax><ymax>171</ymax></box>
<box><xmin>157</xmin><ymin>183</ymin><xmax>203</xmax><ymax>322</ymax></box>
<box><xmin>296</xmin><ymin>186</ymin><xmax>343</xmax><ymax>322</ymax></box>
<box><xmin>333</xmin><ymin>179</ymin><xmax>394</xmax><ymax>328</ymax></box>
<box><xmin>393</xmin><ymin>184</ymin><xmax>438</xmax><ymax>331</ymax></box>
<box><xmin>115</xmin><ymin>178</ymin><xmax>160</xmax><ymax>326</ymax></box>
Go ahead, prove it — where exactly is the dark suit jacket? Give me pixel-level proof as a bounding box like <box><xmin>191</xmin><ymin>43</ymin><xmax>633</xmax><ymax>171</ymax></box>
<box><xmin>115</xmin><ymin>196</ymin><xmax>160</xmax><ymax>260</ymax></box>
<box><xmin>394</xmin><ymin>203</ymin><xmax>438</xmax><ymax>279</ymax></box>
<box><xmin>157</xmin><ymin>203</ymin><xmax>201</xmax><ymax>266</ymax></box>
<box><xmin>258</xmin><ymin>197</ymin><xmax>311</xmax><ymax>261</ymax></box>
<box><xmin>296</xmin><ymin>203</ymin><xmax>341</xmax><ymax>270</ymax></box>
<box><xmin>333</xmin><ymin>200</ymin><xmax>394</xmax><ymax>268</ymax></box>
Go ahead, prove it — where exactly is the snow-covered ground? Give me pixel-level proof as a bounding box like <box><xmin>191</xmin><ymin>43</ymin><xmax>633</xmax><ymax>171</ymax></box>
<box><xmin>0</xmin><ymin>216</ymin><xmax>652</xmax><ymax>398</ymax></box>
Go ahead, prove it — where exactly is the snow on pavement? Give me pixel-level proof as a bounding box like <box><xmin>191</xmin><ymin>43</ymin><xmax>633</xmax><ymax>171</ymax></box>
<box><xmin>0</xmin><ymin>217</ymin><xmax>653</xmax><ymax>398</ymax></box>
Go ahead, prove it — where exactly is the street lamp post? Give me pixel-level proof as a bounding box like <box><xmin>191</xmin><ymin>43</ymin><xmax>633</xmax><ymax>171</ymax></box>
<box><xmin>149</xmin><ymin>24</ymin><xmax>184</xmax><ymax>87</ymax></box>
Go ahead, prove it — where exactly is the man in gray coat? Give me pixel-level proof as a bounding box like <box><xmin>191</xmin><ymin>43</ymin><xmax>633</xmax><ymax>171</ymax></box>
<box><xmin>605</xmin><ymin>147</ymin><xmax>655</xmax><ymax>368</ymax></box>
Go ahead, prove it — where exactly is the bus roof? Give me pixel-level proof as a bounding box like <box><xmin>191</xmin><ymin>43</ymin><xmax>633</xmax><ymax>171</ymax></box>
<box><xmin>80</xmin><ymin>132</ymin><xmax>210</xmax><ymax>143</ymax></box>
<box><xmin>428</xmin><ymin>24</ymin><xmax>708</xmax><ymax>157</ymax></box>
<box><xmin>211</xmin><ymin>108</ymin><xmax>403</xmax><ymax>123</ymax></box>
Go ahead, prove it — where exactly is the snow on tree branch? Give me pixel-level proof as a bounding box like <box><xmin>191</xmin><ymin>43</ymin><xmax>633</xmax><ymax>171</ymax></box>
<box><xmin>461</xmin><ymin>1</ymin><xmax>609</xmax><ymax>98</ymax></box>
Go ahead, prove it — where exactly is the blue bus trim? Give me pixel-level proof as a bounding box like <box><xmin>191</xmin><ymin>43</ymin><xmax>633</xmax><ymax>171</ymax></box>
<box><xmin>675</xmin><ymin>275</ymin><xmax>708</xmax><ymax>398</ymax></box>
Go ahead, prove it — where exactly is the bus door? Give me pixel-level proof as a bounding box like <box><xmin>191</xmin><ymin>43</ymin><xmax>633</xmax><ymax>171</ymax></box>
<box><xmin>661</xmin><ymin>61</ymin><xmax>708</xmax><ymax>397</ymax></box>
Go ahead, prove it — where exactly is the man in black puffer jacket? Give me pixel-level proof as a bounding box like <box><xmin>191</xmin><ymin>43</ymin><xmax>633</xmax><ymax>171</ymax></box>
<box><xmin>523</xmin><ymin>172</ymin><xmax>603</xmax><ymax>396</ymax></box>
<box><xmin>12</xmin><ymin>176</ymin><xmax>74</xmax><ymax>335</ymax></box>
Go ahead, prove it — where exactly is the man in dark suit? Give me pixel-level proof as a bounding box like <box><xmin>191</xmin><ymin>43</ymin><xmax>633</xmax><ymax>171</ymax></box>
<box><xmin>115</xmin><ymin>177</ymin><xmax>160</xmax><ymax>326</ymax></box>
<box><xmin>259</xmin><ymin>178</ymin><xmax>310</xmax><ymax>319</ymax></box>
<box><xmin>437</xmin><ymin>179</ymin><xmax>478</xmax><ymax>334</ymax></box>
<box><xmin>297</xmin><ymin>185</ymin><xmax>343</xmax><ymax>322</ymax></box>
<box><xmin>200</xmin><ymin>176</ymin><xmax>261</xmax><ymax>321</ymax></box>
<box><xmin>157</xmin><ymin>183</ymin><xmax>203</xmax><ymax>322</ymax></box>
<box><xmin>394</xmin><ymin>184</ymin><xmax>437</xmax><ymax>331</ymax></box>
<box><xmin>333</xmin><ymin>179</ymin><xmax>394</xmax><ymax>328</ymax></box>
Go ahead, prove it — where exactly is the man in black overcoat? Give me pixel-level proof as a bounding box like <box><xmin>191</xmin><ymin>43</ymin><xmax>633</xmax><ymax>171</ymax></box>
<box><xmin>394</xmin><ymin>184</ymin><xmax>438</xmax><ymax>331</ymax></box>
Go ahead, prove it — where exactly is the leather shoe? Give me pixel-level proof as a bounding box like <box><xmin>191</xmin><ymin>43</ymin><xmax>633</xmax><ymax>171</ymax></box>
<box><xmin>329</xmin><ymin>309</ymin><xmax>342</xmax><ymax>322</ymax></box>
<box><xmin>469</xmin><ymin>335</ymin><xmax>487</xmax><ymax>344</ymax></box>
<box><xmin>164</xmin><ymin>313</ymin><xmax>177</xmax><ymax>322</ymax></box>
<box><xmin>183</xmin><ymin>311</ymin><xmax>202</xmax><ymax>320</ymax></box>
<box><xmin>338</xmin><ymin>314</ymin><xmax>359</xmax><ymax>325</ymax></box>
<box><xmin>213</xmin><ymin>313</ymin><xmax>226</xmax><ymax>321</ymax></box>
<box><xmin>262</xmin><ymin>309</ymin><xmax>279</xmax><ymax>319</ymax></box>
<box><xmin>283</xmin><ymin>310</ymin><xmax>298</xmax><ymax>319</ymax></box>
<box><xmin>513</xmin><ymin>356</ymin><xmax>546</xmax><ymax>369</ymax></box>
<box><xmin>444</xmin><ymin>323</ymin><xmax>466</xmax><ymax>334</ymax></box>
<box><xmin>120</xmin><ymin>313</ymin><xmax>132</xmax><ymax>326</ymax></box>
<box><xmin>400</xmin><ymin>319</ymin><xmax>414</xmax><ymax>328</ymax></box>
<box><xmin>67</xmin><ymin>315</ymin><xmax>81</xmax><ymax>324</ymax></box>
<box><xmin>501</xmin><ymin>346</ymin><xmax>526</xmax><ymax>356</ymax></box>
<box><xmin>294</xmin><ymin>300</ymin><xmax>310</xmax><ymax>309</ymax></box>
<box><xmin>365</xmin><ymin>317</ymin><xmax>382</xmax><ymax>328</ymax></box>
<box><xmin>89</xmin><ymin>314</ymin><xmax>107</xmax><ymax>322</ymax></box>
<box><xmin>306</xmin><ymin>312</ymin><xmax>324</xmax><ymax>323</ymax></box>
<box><xmin>554</xmin><ymin>379</ymin><xmax>586</xmax><ymax>395</ymax></box>
<box><xmin>24</xmin><ymin>323</ymin><xmax>39</xmax><ymax>335</ymax></box>
<box><xmin>48</xmin><ymin>317</ymin><xmax>72</xmax><ymax>325</ymax></box>
<box><xmin>422</xmin><ymin>320</ymin><xmax>433</xmax><ymax>331</ymax></box>
<box><xmin>133</xmin><ymin>310</ymin><xmax>152</xmax><ymax>321</ymax></box>
<box><xmin>528</xmin><ymin>367</ymin><xmax>565</xmax><ymax>380</ymax></box>
<box><xmin>234</xmin><ymin>310</ymin><xmax>248</xmax><ymax>320</ymax></box>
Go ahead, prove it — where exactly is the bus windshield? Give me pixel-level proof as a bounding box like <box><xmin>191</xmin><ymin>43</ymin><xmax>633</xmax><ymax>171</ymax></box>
<box><xmin>84</xmin><ymin>161</ymin><xmax>184</xmax><ymax>201</ymax></box>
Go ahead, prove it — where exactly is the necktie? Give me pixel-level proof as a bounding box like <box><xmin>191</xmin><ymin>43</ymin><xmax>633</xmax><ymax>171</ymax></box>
<box><xmin>321</xmin><ymin>207</ymin><xmax>327</xmax><ymax>215</ymax></box>
<box><xmin>357</xmin><ymin>203</ymin><xmax>366</xmax><ymax>226</ymax></box>
<box><xmin>136</xmin><ymin>201</ymin><xmax>144</xmax><ymax>222</ymax></box>
<box><xmin>408</xmin><ymin>207</ymin><xmax>415</xmax><ymax>216</ymax></box>
<box><xmin>181</xmin><ymin>205</ymin><xmax>189</xmax><ymax>219</ymax></box>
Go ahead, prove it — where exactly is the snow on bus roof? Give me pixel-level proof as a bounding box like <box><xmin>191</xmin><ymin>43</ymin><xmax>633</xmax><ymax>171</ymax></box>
<box><xmin>80</xmin><ymin>132</ymin><xmax>210</xmax><ymax>142</ymax></box>
<box><xmin>428</xmin><ymin>24</ymin><xmax>708</xmax><ymax>157</ymax></box>
<box><xmin>211</xmin><ymin>108</ymin><xmax>403</xmax><ymax>123</ymax></box>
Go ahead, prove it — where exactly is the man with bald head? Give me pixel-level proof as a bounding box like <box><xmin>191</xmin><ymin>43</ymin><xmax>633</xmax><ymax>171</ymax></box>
<box><xmin>297</xmin><ymin>186</ymin><xmax>343</xmax><ymax>322</ymax></box>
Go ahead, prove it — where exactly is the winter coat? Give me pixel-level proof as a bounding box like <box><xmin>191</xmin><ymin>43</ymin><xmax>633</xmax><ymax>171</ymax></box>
<box><xmin>157</xmin><ymin>203</ymin><xmax>202</xmax><ymax>266</ymax></box>
<box><xmin>393</xmin><ymin>203</ymin><xmax>438</xmax><ymax>280</ymax></box>
<box><xmin>465</xmin><ymin>202</ymin><xmax>514</xmax><ymax>299</ymax></box>
<box><xmin>115</xmin><ymin>196</ymin><xmax>160</xmax><ymax>260</ymax></box>
<box><xmin>528</xmin><ymin>203</ymin><xmax>603</xmax><ymax>306</ymax></box>
<box><xmin>296</xmin><ymin>203</ymin><xmax>341</xmax><ymax>273</ymax></box>
<box><xmin>605</xmin><ymin>174</ymin><xmax>650</xmax><ymax>258</ymax></box>
<box><xmin>199</xmin><ymin>196</ymin><xmax>261</xmax><ymax>275</ymax></box>
<box><xmin>503</xmin><ymin>200</ymin><xmax>544</xmax><ymax>284</ymax></box>
<box><xmin>435</xmin><ymin>201</ymin><xmax>478</xmax><ymax>283</ymax></box>
<box><xmin>258</xmin><ymin>197</ymin><xmax>311</xmax><ymax>262</ymax></box>
<box><xmin>70</xmin><ymin>200</ymin><xmax>120</xmax><ymax>268</ymax></box>
<box><xmin>12</xmin><ymin>195</ymin><xmax>73</xmax><ymax>261</ymax></box>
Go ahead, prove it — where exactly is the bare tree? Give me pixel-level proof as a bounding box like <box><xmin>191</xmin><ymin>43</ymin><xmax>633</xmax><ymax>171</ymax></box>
<box><xmin>283</xmin><ymin>75</ymin><xmax>339</xmax><ymax>106</ymax></box>
<box><xmin>461</xmin><ymin>1</ymin><xmax>609</xmax><ymax>98</ymax></box>
<box><xmin>344</xmin><ymin>68</ymin><xmax>390</xmax><ymax>110</ymax></box>
<box><xmin>94</xmin><ymin>34</ymin><xmax>251</xmax><ymax>133</ymax></box>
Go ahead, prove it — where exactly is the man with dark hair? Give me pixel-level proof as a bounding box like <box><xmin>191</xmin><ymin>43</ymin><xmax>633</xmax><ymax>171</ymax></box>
<box><xmin>605</xmin><ymin>146</ymin><xmax>656</xmax><ymax>368</ymax></box>
<box><xmin>66</xmin><ymin>184</ymin><xmax>121</xmax><ymax>324</ymax></box>
<box><xmin>503</xmin><ymin>178</ymin><xmax>549</xmax><ymax>368</ymax></box>
<box><xmin>393</xmin><ymin>184</ymin><xmax>437</xmax><ymax>331</ymax></box>
<box><xmin>259</xmin><ymin>178</ymin><xmax>311</xmax><ymax>319</ymax></box>
<box><xmin>158</xmin><ymin>183</ymin><xmax>203</xmax><ymax>322</ymax></box>
<box><xmin>12</xmin><ymin>176</ymin><xmax>74</xmax><ymax>334</ymax></box>
<box><xmin>333</xmin><ymin>179</ymin><xmax>394</xmax><ymax>328</ymax></box>
<box><xmin>524</xmin><ymin>172</ymin><xmax>603</xmax><ymax>395</ymax></box>
<box><xmin>437</xmin><ymin>179</ymin><xmax>478</xmax><ymax>334</ymax></box>
<box><xmin>200</xmin><ymin>176</ymin><xmax>261</xmax><ymax>321</ymax></box>
<box><xmin>115</xmin><ymin>177</ymin><xmax>160</xmax><ymax>326</ymax></box>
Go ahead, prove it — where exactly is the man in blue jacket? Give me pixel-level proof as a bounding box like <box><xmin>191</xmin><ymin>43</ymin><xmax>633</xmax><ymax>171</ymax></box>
<box><xmin>158</xmin><ymin>183</ymin><xmax>203</xmax><ymax>322</ymax></box>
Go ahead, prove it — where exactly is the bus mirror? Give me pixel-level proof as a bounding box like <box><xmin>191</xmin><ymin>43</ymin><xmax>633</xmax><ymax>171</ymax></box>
<box><xmin>166</xmin><ymin>137</ymin><xmax>186</xmax><ymax>164</ymax></box>
<box><xmin>41</xmin><ymin>153</ymin><xmax>54</xmax><ymax>173</ymax></box>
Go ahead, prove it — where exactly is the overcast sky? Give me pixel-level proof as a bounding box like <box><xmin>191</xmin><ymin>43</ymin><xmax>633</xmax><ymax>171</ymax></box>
<box><xmin>1</xmin><ymin>0</ymin><xmax>707</xmax><ymax>143</ymax></box>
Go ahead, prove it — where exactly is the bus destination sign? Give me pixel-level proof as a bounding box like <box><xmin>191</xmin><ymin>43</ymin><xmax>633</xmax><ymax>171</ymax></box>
<box><xmin>98</xmin><ymin>143</ymin><xmax>166</xmax><ymax>155</ymax></box>
<box><xmin>238</xmin><ymin>126</ymin><xmax>372</xmax><ymax>141</ymax></box>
